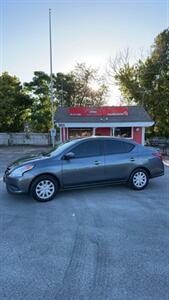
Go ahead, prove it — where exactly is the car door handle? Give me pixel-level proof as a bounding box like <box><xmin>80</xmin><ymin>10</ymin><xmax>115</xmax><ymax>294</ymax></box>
<box><xmin>130</xmin><ymin>157</ymin><xmax>135</xmax><ymax>162</ymax></box>
<box><xmin>94</xmin><ymin>160</ymin><xmax>101</xmax><ymax>165</ymax></box>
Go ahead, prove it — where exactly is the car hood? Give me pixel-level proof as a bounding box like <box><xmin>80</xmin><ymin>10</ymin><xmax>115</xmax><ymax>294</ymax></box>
<box><xmin>7</xmin><ymin>153</ymin><xmax>48</xmax><ymax>169</ymax></box>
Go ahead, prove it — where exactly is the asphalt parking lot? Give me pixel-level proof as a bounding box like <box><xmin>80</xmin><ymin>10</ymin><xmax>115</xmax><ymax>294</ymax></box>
<box><xmin>0</xmin><ymin>147</ymin><xmax>169</xmax><ymax>300</ymax></box>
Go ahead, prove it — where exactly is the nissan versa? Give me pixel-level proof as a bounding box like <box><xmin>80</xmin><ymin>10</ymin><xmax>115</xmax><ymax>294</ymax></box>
<box><xmin>3</xmin><ymin>137</ymin><xmax>164</xmax><ymax>202</ymax></box>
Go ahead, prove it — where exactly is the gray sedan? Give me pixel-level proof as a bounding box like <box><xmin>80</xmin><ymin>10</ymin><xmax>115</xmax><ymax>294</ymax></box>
<box><xmin>3</xmin><ymin>137</ymin><xmax>164</xmax><ymax>202</ymax></box>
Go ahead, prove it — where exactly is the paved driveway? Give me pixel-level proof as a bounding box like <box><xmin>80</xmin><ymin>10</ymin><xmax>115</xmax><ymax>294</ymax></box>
<box><xmin>0</xmin><ymin>147</ymin><xmax>169</xmax><ymax>300</ymax></box>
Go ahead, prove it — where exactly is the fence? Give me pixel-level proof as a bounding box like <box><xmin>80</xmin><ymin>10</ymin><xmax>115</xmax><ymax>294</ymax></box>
<box><xmin>146</xmin><ymin>137</ymin><xmax>169</xmax><ymax>155</ymax></box>
<box><xmin>0</xmin><ymin>133</ymin><xmax>51</xmax><ymax>146</ymax></box>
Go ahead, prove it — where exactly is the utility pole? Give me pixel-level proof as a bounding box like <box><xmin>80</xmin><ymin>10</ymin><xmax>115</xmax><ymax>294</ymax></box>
<box><xmin>49</xmin><ymin>8</ymin><xmax>55</xmax><ymax>147</ymax></box>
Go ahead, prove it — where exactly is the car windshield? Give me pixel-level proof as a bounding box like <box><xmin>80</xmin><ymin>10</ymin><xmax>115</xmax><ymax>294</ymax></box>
<box><xmin>42</xmin><ymin>140</ymin><xmax>77</xmax><ymax>157</ymax></box>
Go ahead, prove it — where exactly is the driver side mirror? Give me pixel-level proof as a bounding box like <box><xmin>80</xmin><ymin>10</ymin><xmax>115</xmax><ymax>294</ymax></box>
<box><xmin>63</xmin><ymin>152</ymin><xmax>75</xmax><ymax>160</ymax></box>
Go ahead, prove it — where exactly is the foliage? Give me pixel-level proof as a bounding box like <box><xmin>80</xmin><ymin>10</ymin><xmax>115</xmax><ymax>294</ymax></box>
<box><xmin>0</xmin><ymin>65</ymin><xmax>107</xmax><ymax>133</ymax></box>
<box><xmin>24</xmin><ymin>71</ymin><xmax>52</xmax><ymax>132</ymax></box>
<box><xmin>55</xmin><ymin>63</ymin><xmax>107</xmax><ymax>107</ymax></box>
<box><xmin>69</xmin><ymin>63</ymin><xmax>107</xmax><ymax>106</ymax></box>
<box><xmin>0</xmin><ymin>72</ymin><xmax>32</xmax><ymax>132</ymax></box>
<box><xmin>111</xmin><ymin>29</ymin><xmax>169</xmax><ymax>137</ymax></box>
<box><xmin>24</xmin><ymin>64</ymin><xmax>108</xmax><ymax>132</ymax></box>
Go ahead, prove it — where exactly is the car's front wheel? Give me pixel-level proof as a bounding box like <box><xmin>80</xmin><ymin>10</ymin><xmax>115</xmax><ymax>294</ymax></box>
<box><xmin>30</xmin><ymin>175</ymin><xmax>59</xmax><ymax>202</ymax></box>
<box><xmin>129</xmin><ymin>168</ymin><xmax>149</xmax><ymax>190</ymax></box>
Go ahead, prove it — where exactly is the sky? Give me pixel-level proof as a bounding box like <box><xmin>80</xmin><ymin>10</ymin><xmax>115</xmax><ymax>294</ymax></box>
<box><xmin>0</xmin><ymin>0</ymin><xmax>169</xmax><ymax>103</ymax></box>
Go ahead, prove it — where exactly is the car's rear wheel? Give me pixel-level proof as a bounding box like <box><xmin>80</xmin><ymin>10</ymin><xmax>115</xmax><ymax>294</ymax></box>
<box><xmin>129</xmin><ymin>168</ymin><xmax>149</xmax><ymax>190</ymax></box>
<box><xmin>30</xmin><ymin>175</ymin><xmax>58</xmax><ymax>202</ymax></box>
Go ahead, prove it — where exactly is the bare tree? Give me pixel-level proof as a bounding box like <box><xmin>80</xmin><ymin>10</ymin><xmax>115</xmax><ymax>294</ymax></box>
<box><xmin>104</xmin><ymin>48</ymin><xmax>132</xmax><ymax>105</ymax></box>
<box><xmin>107</xmin><ymin>48</ymin><xmax>131</xmax><ymax>79</ymax></box>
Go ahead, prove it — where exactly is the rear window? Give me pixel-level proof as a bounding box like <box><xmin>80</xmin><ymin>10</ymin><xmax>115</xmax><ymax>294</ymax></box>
<box><xmin>104</xmin><ymin>140</ymin><xmax>134</xmax><ymax>155</ymax></box>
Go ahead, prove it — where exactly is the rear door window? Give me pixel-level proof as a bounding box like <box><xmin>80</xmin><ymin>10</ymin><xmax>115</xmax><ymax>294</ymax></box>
<box><xmin>104</xmin><ymin>140</ymin><xmax>134</xmax><ymax>155</ymax></box>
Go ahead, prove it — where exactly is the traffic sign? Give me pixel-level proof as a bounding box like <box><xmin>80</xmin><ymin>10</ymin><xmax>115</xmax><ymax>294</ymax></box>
<box><xmin>50</xmin><ymin>128</ymin><xmax>56</xmax><ymax>137</ymax></box>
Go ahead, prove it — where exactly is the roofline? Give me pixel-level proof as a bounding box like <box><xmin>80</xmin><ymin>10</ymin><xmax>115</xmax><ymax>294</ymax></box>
<box><xmin>56</xmin><ymin>121</ymin><xmax>154</xmax><ymax>128</ymax></box>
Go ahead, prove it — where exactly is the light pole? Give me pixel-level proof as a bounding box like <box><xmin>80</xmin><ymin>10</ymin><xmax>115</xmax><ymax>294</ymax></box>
<box><xmin>49</xmin><ymin>8</ymin><xmax>55</xmax><ymax>147</ymax></box>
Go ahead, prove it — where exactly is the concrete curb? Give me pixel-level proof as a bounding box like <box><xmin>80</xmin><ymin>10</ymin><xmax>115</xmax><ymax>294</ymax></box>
<box><xmin>164</xmin><ymin>161</ymin><xmax>169</xmax><ymax>167</ymax></box>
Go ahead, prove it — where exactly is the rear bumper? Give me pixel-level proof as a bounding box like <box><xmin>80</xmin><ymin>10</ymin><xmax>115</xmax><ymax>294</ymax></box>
<box><xmin>150</xmin><ymin>162</ymin><xmax>164</xmax><ymax>179</ymax></box>
<box><xmin>148</xmin><ymin>158</ymin><xmax>165</xmax><ymax>179</ymax></box>
<box><xmin>150</xmin><ymin>170</ymin><xmax>164</xmax><ymax>179</ymax></box>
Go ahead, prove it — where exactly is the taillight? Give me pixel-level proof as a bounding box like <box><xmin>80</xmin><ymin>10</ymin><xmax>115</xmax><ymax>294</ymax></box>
<box><xmin>152</xmin><ymin>152</ymin><xmax>163</xmax><ymax>160</ymax></box>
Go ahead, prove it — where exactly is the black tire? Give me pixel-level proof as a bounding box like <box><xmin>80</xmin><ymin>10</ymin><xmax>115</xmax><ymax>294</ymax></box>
<box><xmin>128</xmin><ymin>168</ymin><xmax>149</xmax><ymax>190</ymax></box>
<box><xmin>30</xmin><ymin>175</ymin><xmax>59</xmax><ymax>202</ymax></box>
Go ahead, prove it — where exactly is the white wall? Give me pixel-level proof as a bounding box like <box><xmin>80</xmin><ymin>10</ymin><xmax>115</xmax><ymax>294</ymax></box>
<box><xmin>0</xmin><ymin>133</ymin><xmax>50</xmax><ymax>145</ymax></box>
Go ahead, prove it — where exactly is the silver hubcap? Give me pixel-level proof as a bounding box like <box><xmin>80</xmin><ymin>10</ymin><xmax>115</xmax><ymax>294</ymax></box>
<box><xmin>36</xmin><ymin>180</ymin><xmax>55</xmax><ymax>199</ymax></box>
<box><xmin>133</xmin><ymin>171</ymin><xmax>147</xmax><ymax>188</ymax></box>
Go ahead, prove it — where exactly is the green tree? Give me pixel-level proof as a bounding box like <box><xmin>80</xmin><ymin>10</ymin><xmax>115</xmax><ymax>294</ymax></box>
<box><xmin>0</xmin><ymin>72</ymin><xmax>32</xmax><ymax>132</ymax></box>
<box><xmin>24</xmin><ymin>64</ymin><xmax>108</xmax><ymax>132</ymax></box>
<box><xmin>55</xmin><ymin>63</ymin><xmax>107</xmax><ymax>107</ymax></box>
<box><xmin>24</xmin><ymin>71</ymin><xmax>53</xmax><ymax>132</ymax></box>
<box><xmin>54</xmin><ymin>72</ymin><xmax>76</xmax><ymax>107</ymax></box>
<box><xmin>69</xmin><ymin>63</ymin><xmax>107</xmax><ymax>106</ymax></box>
<box><xmin>110</xmin><ymin>29</ymin><xmax>169</xmax><ymax>137</ymax></box>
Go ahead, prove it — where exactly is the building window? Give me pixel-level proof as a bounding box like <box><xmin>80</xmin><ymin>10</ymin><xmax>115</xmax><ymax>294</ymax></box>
<box><xmin>114</xmin><ymin>127</ymin><xmax>132</xmax><ymax>138</ymax></box>
<box><xmin>68</xmin><ymin>128</ymin><xmax>93</xmax><ymax>139</ymax></box>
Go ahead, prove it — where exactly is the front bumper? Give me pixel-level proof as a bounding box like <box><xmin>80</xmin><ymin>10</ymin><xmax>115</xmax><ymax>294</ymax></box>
<box><xmin>3</xmin><ymin>173</ymin><xmax>33</xmax><ymax>194</ymax></box>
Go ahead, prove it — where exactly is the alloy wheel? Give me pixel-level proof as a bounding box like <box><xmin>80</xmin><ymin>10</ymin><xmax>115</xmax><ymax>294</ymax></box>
<box><xmin>35</xmin><ymin>179</ymin><xmax>55</xmax><ymax>200</ymax></box>
<box><xmin>133</xmin><ymin>171</ymin><xmax>147</xmax><ymax>188</ymax></box>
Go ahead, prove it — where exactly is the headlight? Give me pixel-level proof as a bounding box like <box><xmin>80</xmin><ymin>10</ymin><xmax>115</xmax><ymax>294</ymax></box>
<box><xmin>9</xmin><ymin>165</ymin><xmax>34</xmax><ymax>177</ymax></box>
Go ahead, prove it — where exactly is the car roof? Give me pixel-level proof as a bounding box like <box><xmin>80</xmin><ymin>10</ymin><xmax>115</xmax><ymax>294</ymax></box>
<box><xmin>69</xmin><ymin>136</ymin><xmax>137</xmax><ymax>145</ymax></box>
